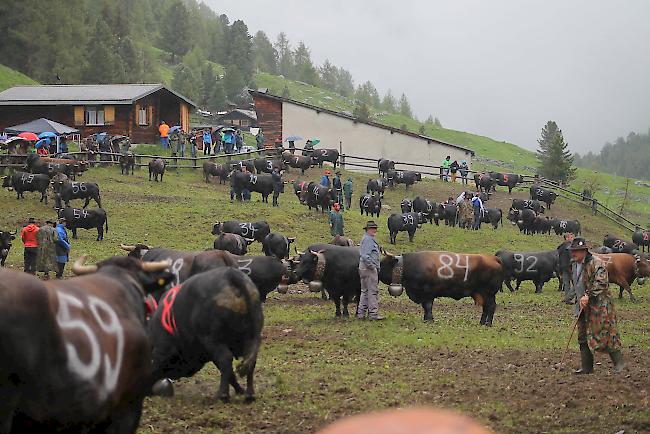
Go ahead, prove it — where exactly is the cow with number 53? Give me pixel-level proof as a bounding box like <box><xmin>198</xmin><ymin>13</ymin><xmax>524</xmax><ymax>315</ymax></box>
<box><xmin>378</xmin><ymin>251</ymin><xmax>503</xmax><ymax>325</ymax></box>
<box><xmin>494</xmin><ymin>250</ymin><xmax>559</xmax><ymax>293</ymax></box>
<box><xmin>0</xmin><ymin>255</ymin><xmax>173</xmax><ymax>433</ymax></box>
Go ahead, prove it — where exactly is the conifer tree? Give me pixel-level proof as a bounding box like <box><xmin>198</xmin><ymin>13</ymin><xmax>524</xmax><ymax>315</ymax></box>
<box><xmin>536</xmin><ymin>121</ymin><xmax>576</xmax><ymax>181</ymax></box>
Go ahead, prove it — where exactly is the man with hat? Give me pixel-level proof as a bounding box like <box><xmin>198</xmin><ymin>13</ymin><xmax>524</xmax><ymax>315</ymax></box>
<box><xmin>358</xmin><ymin>220</ymin><xmax>384</xmax><ymax>320</ymax></box>
<box><xmin>332</xmin><ymin>171</ymin><xmax>344</xmax><ymax>210</ymax></box>
<box><xmin>55</xmin><ymin>218</ymin><xmax>70</xmax><ymax>279</ymax></box>
<box><xmin>21</xmin><ymin>217</ymin><xmax>39</xmax><ymax>274</ymax></box>
<box><xmin>569</xmin><ymin>237</ymin><xmax>625</xmax><ymax>374</ymax></box>
<box><xmin>320</xmin><ymin>170</ymin><xmax>331</xmax><ymax>188</ymax></box>
<box><xmin>36</xmin><ymin>219</ymin><xmax>58</xmax><ymax>280</ymax></box>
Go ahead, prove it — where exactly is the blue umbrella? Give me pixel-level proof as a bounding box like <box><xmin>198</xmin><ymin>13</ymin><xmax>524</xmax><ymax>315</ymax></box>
<box><xmin>168</xmin><ymin>126</ymin><xmax>182</xmax><ymax>133</ymax></box>
<box><xmin>35</xmin><ymin>138</ymin><xmax>51</xmax><ymax>149</ymax></box>
<box><xmin>285</xmin><ymin>135</ymin><xmax>303</xmax><ymax>142</ymax></box>
<box><xmin>38</xmin><ymin>132</ymin><xmax>57</xmax><ymax>139</ymax></box>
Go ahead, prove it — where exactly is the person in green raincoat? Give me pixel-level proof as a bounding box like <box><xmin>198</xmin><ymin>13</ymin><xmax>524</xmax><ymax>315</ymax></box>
<box><xmin>328</xmin><ymin>203</ymin><xmax>344</xmax><ymax>236</ymax></box>
<box><xmin>36</xmin><ymin>219</ymin><xmax>58</xmax><ymax>279</ymax></box>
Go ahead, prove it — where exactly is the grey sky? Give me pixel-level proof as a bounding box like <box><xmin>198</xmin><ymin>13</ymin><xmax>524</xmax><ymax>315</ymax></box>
<box><xmin>207</xmin><ymin>0</ymin><xmax>650</xmax><ymax>154</ymax></box>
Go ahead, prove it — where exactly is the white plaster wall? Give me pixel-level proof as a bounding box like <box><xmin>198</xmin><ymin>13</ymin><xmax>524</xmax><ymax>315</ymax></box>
<box><xmin>282</xmin><ymin>102</ymin><xmax>473</xmax><ymax>176</ymax></box>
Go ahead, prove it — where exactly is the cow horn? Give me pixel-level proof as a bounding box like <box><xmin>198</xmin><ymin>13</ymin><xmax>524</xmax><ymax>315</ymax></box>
<box><xmin>381</xmin><ymin>248</ymin><xmax>395</xmax><ymax>257</ymax></box>
<box><xmin>71</xmin><ymin>255</ymin><xmax>98</xmax><ymax>275</ymax></box>
<box><xmin>141</xmin><ymin>259</ymin><xmax>172</xmax><ymax>272</ymax></box>
<box><xmin>119</xmin><ymin>243</ymin><xmax>136</xmax><ymax>251</ymax></box>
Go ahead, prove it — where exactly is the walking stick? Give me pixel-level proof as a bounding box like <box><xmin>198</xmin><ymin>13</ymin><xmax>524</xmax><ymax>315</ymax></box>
<box><xmin>559</xmin><ymin>307</ymin><xmax>583</xmax><ymax>367</ymax></box>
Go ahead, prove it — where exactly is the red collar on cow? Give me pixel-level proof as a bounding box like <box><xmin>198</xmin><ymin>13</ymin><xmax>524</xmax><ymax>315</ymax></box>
<box><xmin>161</xmin><ymin>284</ymin><xmax>182</xmax><ymax>335</ymax></box>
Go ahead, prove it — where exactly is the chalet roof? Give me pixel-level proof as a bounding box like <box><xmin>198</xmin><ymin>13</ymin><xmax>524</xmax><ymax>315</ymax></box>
<box><xmin>219</xmin><ymin>108</ymin><xmax>257</xmax><ymax>120</ymax></box>
<box><xmin>0</xmin><ymin>84</ymin><xmax>196</xmax><ymax>107</ymax></box>
<box><xmin>249</xmin><ymin>89</ymin><xmax>474</xmax><ymax>155</ymax></box>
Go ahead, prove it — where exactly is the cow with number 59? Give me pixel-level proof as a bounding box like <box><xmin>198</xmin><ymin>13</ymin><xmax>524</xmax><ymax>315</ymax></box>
<box><xmin>379</xmin><ymin>251</ymin><xmax>503</xmax><ymax>325</ymax></box>
<box><xmin>0</xmin><ymin>255</ymin><xmax>173</xmax><ymax>433</ymax></box>
<box><xmin>494</xmin><ymin>250</ymin><xmax>558</xmax><ymax>293</ymax></box>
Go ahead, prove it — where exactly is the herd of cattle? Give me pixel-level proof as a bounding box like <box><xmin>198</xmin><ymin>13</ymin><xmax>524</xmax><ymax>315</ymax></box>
<box><xmin>2</xmin><ymin>151</ymin><xmax>650</xmax><ymax>432</ymax></box>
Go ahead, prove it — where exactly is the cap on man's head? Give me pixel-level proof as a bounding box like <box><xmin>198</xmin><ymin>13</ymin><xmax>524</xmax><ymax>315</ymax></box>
<box><xmin>58</xmin><ymin>217</ymin><xmax>66</xmax><ymax>223</ymax></box>
<box><xmin>28</xmin><ymin>217</ymin><xmax>36</xmax><ymax>224</ymax></box>
<box><xmin>568</xmin><ymin>237</ymin><xmax>589</xmax><ymax>251</ymax></box>
<box><xmin>364</xmin><ymin>220</ymin><xmax>379</xmax><ymax>230</ymax></box>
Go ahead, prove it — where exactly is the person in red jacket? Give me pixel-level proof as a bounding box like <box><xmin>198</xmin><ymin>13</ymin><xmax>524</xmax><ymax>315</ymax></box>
<box><xmin>21</xmin><ymin>217</ymin><xmax>39</xmax><ymax>274</ymax></box>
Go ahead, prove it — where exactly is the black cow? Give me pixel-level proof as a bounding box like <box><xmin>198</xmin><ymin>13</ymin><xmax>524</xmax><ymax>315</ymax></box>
<box><xmin>311</xmin><ymin>149</ymin><xmax>339</xmax><ymax>169</ymax></box>
<box><xmin>2</xmin><ymin>171</ymin><xmax>50</xmax><ymax>204</ymax></box>
<box><xmin>293</xmin><ymin>244</ymin><xmax>361</xmax><ymax>317</ymax></box>
<box><xmin>253</xmin><ymin>158</ymin><xmax>285</xmax><ymax>174</ymax></box>
<box><xmin>293</xmin><ymin>180</ymin><xmax>309</xmax><ymax>203</ymax></box>
<box><xmin>378</xmin><ymin>251</ymin><xmax>503</xmax><ymax>325</ymax></box>
<box><xmin>148</xmin><ymin>158</ymin><xmax>166</xmax><ymax>182</ymax></box>
<box><xmin>366</xmin><ymin>178</ymin><xmax>387</xmax><ymax>197</ymax></box>
<box><xmin>378</xmin><ymin>158</ymin><xmax>395</xmax><ymax>177</ymax></box>
<box><xmin>0</xmin><ymin>229</ymin><xmax>16</xmax><ymax>266</ymax></box>
<box><xmin>508</xmin><ymin>208</ymin><xmax>537</xmax><ymax>235</ymax></box>
<box><xmin>532</xmin><ymin>216</ymin><xmax>552</xmax><ymax>235</ymax></box>
<box><xmin>232</xmin><ymin>172</ymin><xmax>275</xmax><ymax>203</ymax></box>
<box><xmin>0</xmin><ymin>255</ymin><xmax>173</xmax><ymax>433</ymax></box>
<box><xmin>148</xmin><ymin>267</ymin><xmax>262</xmax><ymax>403</ymax></box>
<box><xmin>495</xmin><ymin>250</ymin><xmax>558</xmax><ymax>293</ymax></box>
<box><xmin>203</xmin><ymin>161</ymin><xmax>229</xmax><ymax>184</ymax></box>
<box><xmin>512</xmin><ymin>199</ymin><xmax>545</xmax><ymax>214</ymax></box>
<box><xmin>26</xmin><ymin>154</ymin><xmax>82</xmax><ymax>178</ymax></box>
<box><xmin>303</xmin><ymin>182</ymin><xmax>335</xmax><ymax>212</ymax></box>
<box><xmin>632</xmin><ymin>229</ymin><xmax>650</xmax><ymax>253</ymax></box>
<box><xmin>480</xmin><ymin>208</ymin><xmax>503</xmax><ymax>229</ymax></box>
<box><xmin>412</xmin><ymin>196</ymin><xmax>438</xmax><ymax>224</ymax></box>
<box><xmin>436</xmin><ymin>203</ymin><xmax>458</xmax><ymax>227</ymax></box>
<box><xmin>230</xmin><ymin>160</ymin><xmax>255</xmax><ymax>173</ymax></box>
<box><xmin>489</xmin><ymin>172</ymin><xmax>523</xmax><ymax>194</ymax></box>
<box><xmin>549</xmin><ymin>218</ymin><xmax>581</xmax><ymax>235</ymax></box>
<box><xmin>387</xmin><ymin>170</ymin><xmax>421</xmax><ymax>188</ymax></box>
<box><xmin>387</xmin><ymin>212</ymin><xmax>424</xmax><ymax>244</ymax></box>
<box><xmin>214</xmin><ymin>233</ymin><xmax>254</xmax><ymax>255</ymax></box>
<box><xmin>283</xmin><ymin>152</ymin><xmax>312</xmax><ymax>174</ymax></box>
<box><xmin>474</xmin><ymin>174</ymin><xmax>495</xmax><ymax>193</ymax></box>
<box><xmin>400</xmin><ymin>198</ymin><xmax>412</xmax><ymax>213</ymax></box>
<box><xmin>530</xmin><ymin>186</ymin><xmax>558</xmax><ymax>209</ymax></box>
<box><xmin>359</xmin><ymin>193</ymin><xmax>382</xmax><ymax>217</ymax></box>
<box><xmin>53</xmin><ymin>179</ymin><xmax>102</xmax><ymax>209</ymax></box>
<box><xmin>228</xmin><ymin>254</ymin><xmax>298</xmax><ymax>301</ymax></box>
<box><xmin>120</xmin><ymin>152</ymin><xmax>135</xmax><ymax>175</ymax></box>
<box><xmin>212</xmin><ymin>220</ymin><xmax>271</xmax><ymax>243</ymax></box>
<box><xmin>59</xmin><ymin>207</ymin><xmax>108</xmax><ymax>240</ymax></box>
<box><xmin>603</xmin><ymin>234</ymin><xmax>639</xmax><ymax>254</ymax></box>
<box><xmin>262</xmin><ymin>233</ymin><xmax>296</xmax><ymax>259</ymax></box>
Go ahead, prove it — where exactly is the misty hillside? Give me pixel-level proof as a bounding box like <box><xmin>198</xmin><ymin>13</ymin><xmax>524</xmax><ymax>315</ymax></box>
<box><xmin>575</xmin><ymin>130</ymin><xmax>650</xmax><ymax>181</ymax></box>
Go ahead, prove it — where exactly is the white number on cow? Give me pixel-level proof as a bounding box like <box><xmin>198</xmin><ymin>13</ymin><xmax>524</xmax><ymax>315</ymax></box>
<box><xmin>321</xmin><ymin>150</ymin><xmax>328</xmax><ymax>157</ymax></box>
<box><xmin>21</xmin><ymin>173</ymin><xmax>35</xmax><ymax>184</ymax></box>
<box><xmin>514</xmin><ymin>254</ymin><xmax>537</xmax><ymax>273</ymax></box>
<box><xmin>166</xmin><ymin>257</ymin><xmax>184</xmax><ymax>284</ymax></box>
<box><xmin>559</xmin><ymin>221</ymin><xmax>567</xmax><ymax>229</ymax></box>
<box><xmin>249</xmin><ymin>175</ymin><xmax>258</xmax><ymax>185</ymax></box>
<box><xmin>239</xmin><ymin>222</ymin><xmax>257</xmax><ymax>238</ymax></box>
<box><xmin>72</xmin><ymin>182</ymin><xmax>88</xmax><ymax>194</ymax></box>
<box><xmin>402</xmin><ymin>214</ymin><xmax>414</xmax><ymax>226</ymax></box>
<box><xmin>312</xmin><ymin>186</ymin><xmax>320</xmax><ymax>199</ymax></box>
<box><xmin>613</xmin><ymin>240</ymin><xmax>624</xmax><ymax>249</ymax></box>
<box><xmin>361</xmin><ymin>196</ymin><xmax>370</xmax><ymax>207</ymax></box>
<box><xmin>237</xmin><ymin>258</ymin><xmax>253</xmax><ymax>275</ymax></box>
<box><xmin>267</xmin><ymin>161</ymin><xmax>273</xmax><ymax>171</ymax></box>
<box><xmin>397</xmin><ymin>171</ymin><xmax>404</xmax><ymax>179</ymax></box>
<box><xmin>73</xmin><ymin>209</ymin><xmax>89</xmax><ymax>219</ymax></box>
<box><xmin>437</xmin><ymin>254</ymin><xmax>470</xmax><ymax>281</ymax></box>
<box><xmin>56</xmin><ymin>292</ymin><xmax>124</xmax><ymax>397</ymax></box>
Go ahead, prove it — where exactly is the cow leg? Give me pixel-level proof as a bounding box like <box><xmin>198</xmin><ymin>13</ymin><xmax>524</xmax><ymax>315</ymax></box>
<box><xmin>620</xmin><ymin>283</ymin><xmax>636</xmax><ymax>302</ymax></box>
<box><xmin>408</xmin><ymin>230</ymin><xmax>415</xmax><ymax>242</ymax></box>
<box><xmin>101</xmin><ymin>400</ymin><xmax>144</xmax><ymax>434</ymax></box>
<box><xmin>97</xmin><ymin>226</ymin><xmax>104</xmax><ymax>241</ymax></box>
<box><xmin>534</xmin><ymin>281</ymin><xmax>542</xmax><ymax>294</ymax></box>
<box><xmin>422</xmin><ymin>300</ymin><xmax>433</xmax><ymax>321</ymax></box>
<box><xmin>0</xmin><ymin>381</ymin><xmax>19</xmax><ymax>433</ymax></box>
<box><xmin>83</xmin><ymin>197</ymin><xmax>90</xmax><ymax>208</ymax></box>
<box><xmin>333</xmin><ymin>296</ymin><xmax>342</xmax><ymax>317</ymax></box>
<box><xmin>72</xmin><ymin>228</ymin><xmax>78</xmax><ymax>239</ymax></box>
<box><xmin>482</xmin><ymin>294</ymin><xmax>497</xmax><ymax>326</ymax></box>
<box><xmin>504</xmin><ymin>279</ymin><xmax>515</xmax><ymax>292</ymax></box>
<box><xmin>515</xmin><ymin>279</ymin><xmax>522</xmax><ymax>291</ymax></box>
<box><xmin>321</xmin><ymin>289</ymin><xmax>328</xmax><ymax>300</ymax></box>
<box><xmin>211</xmin><ymin>345</ymin><xmax>238</xmax><ymax>402</ymax></box>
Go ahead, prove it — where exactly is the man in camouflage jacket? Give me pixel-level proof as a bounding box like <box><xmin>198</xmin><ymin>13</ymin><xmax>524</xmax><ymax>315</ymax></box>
<box><xmin>569</xmin><ymin>237</ymin><xmax>624</xmax><ymax>374</ymax></box>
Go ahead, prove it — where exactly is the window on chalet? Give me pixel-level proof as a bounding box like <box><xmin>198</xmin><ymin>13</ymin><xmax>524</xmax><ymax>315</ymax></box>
<box><xmin>85</xmin><ymin>106</ymin><xmax>105</xmax><ymax>126</ymax></box>
<box><xmin>138</xmin><ymin>106</ymin><xmax>149</xmax><ymax>126</ymax></box>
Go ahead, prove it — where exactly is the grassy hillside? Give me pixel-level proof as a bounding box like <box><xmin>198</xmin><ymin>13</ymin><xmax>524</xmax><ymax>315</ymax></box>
<box><xmin>0</xmin><ymin>161</ymin><xmax>648</xmax><ymax>433</ymax></box>
<box><xmin>0</xmin><ymin>64</ymin><xmax>38</xmax><ymax>91</ymax></box>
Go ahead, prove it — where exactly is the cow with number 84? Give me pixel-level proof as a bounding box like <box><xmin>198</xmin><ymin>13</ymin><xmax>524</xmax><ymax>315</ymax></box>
<box><xmin>378</xmin><ymin>251</ymin><xmax>503</xmax><ymax>325</ymax></box>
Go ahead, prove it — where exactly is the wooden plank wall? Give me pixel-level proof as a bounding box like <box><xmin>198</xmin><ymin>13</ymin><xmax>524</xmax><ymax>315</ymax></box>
<box><xmin>252</xmin><ymin>94</ymin><xmax>282</xmax><ymax>144</ymax></box>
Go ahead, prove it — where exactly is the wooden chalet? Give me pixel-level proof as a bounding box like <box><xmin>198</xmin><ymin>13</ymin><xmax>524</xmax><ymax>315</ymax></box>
<box><xmin>0</xmin><ymin>84</ymin><xmax>196</xmax><ymax>143</ymax></box>
<box><xmin>217</xmin><ymin>108</ymin><xmax>258</xmax><ymax>128</ymax></box>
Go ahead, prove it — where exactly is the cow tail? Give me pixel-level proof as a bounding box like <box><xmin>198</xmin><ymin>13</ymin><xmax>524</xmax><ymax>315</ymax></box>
<box><xmin>500</xmin><ymin>210</ymin><xmax>503</xmax><ymax>227</ymax></box>
<box><xmin>104</xmin><ymin>212</ymin><xmax>109</xmax><ymax>233</ymax></box>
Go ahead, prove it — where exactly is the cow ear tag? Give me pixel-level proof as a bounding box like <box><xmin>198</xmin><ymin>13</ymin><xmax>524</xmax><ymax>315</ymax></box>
<box><xmin>158</xmin><ymin>278</ymin><xmax>167</xmax><ymax>286</ymax></box>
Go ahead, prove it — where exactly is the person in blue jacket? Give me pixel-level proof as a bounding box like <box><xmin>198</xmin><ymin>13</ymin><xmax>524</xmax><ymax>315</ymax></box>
<box><xmin>55</xmin><ymin>218</ymin><xmax>70</xmax><ymax>278</ymax></box>
<box><xmin>320</xmin><ymin>170</ymin><xmax>331</xmax><ymax>187</ymax></box>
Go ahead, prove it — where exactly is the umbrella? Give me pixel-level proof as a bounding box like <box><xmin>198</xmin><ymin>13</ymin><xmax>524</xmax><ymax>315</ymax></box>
<box><xmin>18</xmin><ymin>132</ymin><xmax>39</xmax><ymax>141</ymax></box>
<box><xmin>285</xmin><ymin>135</ymin><xmax>303</xmax><ymax>142</ymax></box>
<box><xmin>310</xmin><ymin>138</ymin><xmax>320</xmax><ymax>146</ymax></box>
<box><xmin>221</xmin><ymin>127</ymin><xmax>236</xmax><ymax>133</ymax></box>
<box><xmin>35</xmin><ymin>138</ymin><xmax>51</xmax><ymax>149</ymax></box>
<box><xmin>38</xmin><ymin>132</ymin><xmax>57</xmax><ymax>139</ymax></box>
<box><xmin>168</xmin><ymin>126</ymin><xmax>182</xmax><ymax>133</ymax></box>
<box><xmin>5</xmin><ymin>136</ymin><xmax>26</xmax><ymax>144</ymax></box>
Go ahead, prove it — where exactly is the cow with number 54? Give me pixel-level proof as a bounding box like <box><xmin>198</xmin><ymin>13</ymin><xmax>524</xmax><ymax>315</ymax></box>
<box><xmin>0</xmin><ymin>255</ymin><xmax>174</xmax><ymax>433</ymax></box>
<box><xmin>378</xmin><ymin>251</ymin><xmax>503</xmax><ymax>325</ymax></box>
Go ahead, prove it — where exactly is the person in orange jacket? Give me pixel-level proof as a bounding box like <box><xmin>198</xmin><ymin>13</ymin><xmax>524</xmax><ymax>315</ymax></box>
<box><xmin>21</xmin><ymin>217</ymin><xmax>39</xmax><ymax>274</ymax></box>
<box><xmin>159</xmin><ymin>120</ymin><xmax>170</xmax><ymax>149</ymax></box>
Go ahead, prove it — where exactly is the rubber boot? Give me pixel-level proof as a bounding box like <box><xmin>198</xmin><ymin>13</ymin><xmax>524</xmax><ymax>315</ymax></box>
<box><xmin>574</xmin><ymin>343</ymin><xmax>593</xmax><ymax>374</ymax></box>
<box><xmin>609</xmin><ymin>350</ymin><xmax>626</xmax><ymax>374</ymax></box>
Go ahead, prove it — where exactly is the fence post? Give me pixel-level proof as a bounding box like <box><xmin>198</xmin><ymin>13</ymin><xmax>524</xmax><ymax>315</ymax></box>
<box><xmin>136</xmin><ymin>155</ymin><xmax>142</xmax><ymax>170</ymax></box>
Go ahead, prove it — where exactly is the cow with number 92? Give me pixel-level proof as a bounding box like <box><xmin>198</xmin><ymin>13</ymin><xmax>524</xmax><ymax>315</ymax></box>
<box><xmin>378</xmin><ymin>251</ymin><xmax>503</xmax><ymax>325</ymax></box>
<box><xmin>0</xmin><ymin>255</ymin><xmax>174</xmax><ymax>433</ymax></box>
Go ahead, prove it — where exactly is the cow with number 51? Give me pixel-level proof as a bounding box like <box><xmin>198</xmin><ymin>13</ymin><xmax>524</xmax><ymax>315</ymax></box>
<box><xmin>378</xmin><ymin>251</ymin><xmax>503</xmax><ymax>325</ymax></box>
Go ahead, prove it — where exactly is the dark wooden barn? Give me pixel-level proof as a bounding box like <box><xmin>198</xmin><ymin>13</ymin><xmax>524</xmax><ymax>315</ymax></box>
<box><xmin>0</xmin><ymin>84</ymin><xmax>195</xmax><ymax>143</ymax></box>
<box><xmin>216</xmin><ymin>109</ymin><xmax>258</xmax><ymax>128</ymax></box>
